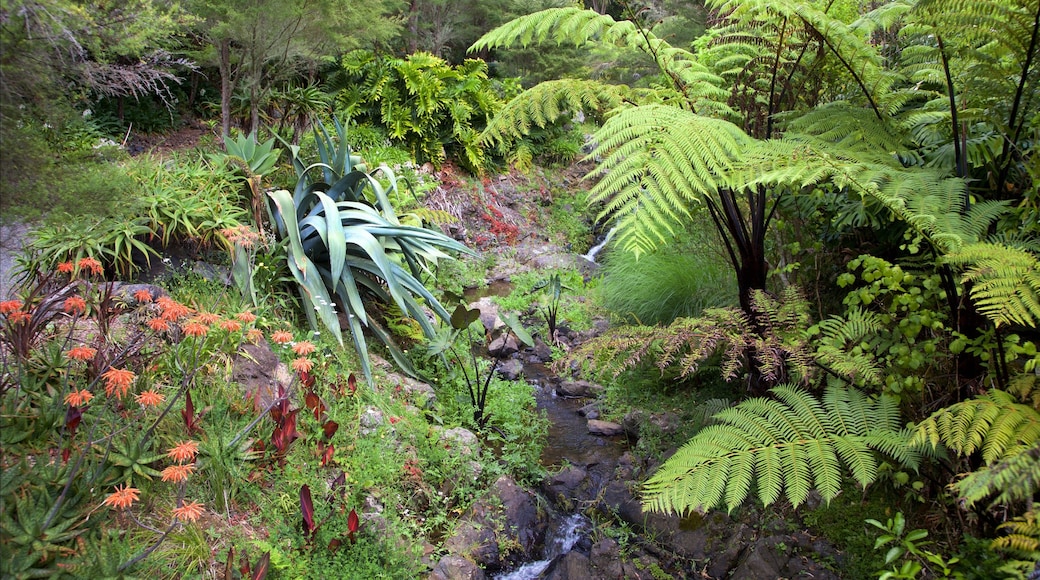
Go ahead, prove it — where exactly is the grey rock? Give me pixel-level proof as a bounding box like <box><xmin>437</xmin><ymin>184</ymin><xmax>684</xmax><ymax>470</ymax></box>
<box><xmin>556</xmin><ymin>380</ymin><xmax>593</xmax><ymax>398</ymax></box>
<box><xmin>441</xmin><ymin>427</ymin><xmax>481</xmax><ymax>457</ymax></box>
<box><xmin>494</xmin><ymin>358</ymin><xmax>524</xmax><ymax>380</ymax></box>
<box><xmin>428</xmin><ymin>555</ymin><xmax>486</xmax><ymax>580</ymax></box>
<box><xmin>488</xmin><ymin>334</ymin><xmax>520</xmax><ymax>357</ymax></box>
<box><xmin>587</xmin><ymin>420</ymin><xmax>624</xmax><ymax>436</ymax></box>
<box><xmin>541</xmin><ymin>551</ymin><xmax>593</xmax><ymax>580</ymax></box>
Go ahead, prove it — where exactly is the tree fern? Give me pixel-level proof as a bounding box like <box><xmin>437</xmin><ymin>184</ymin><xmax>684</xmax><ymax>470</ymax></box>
<box><xmin>642</xmin><ymin>385</ymin><xmax>919</xmax><ymax>515</ymax></box>
<box><xmin>945</xmin><ymin>242</ymin><xmax>1040</xmax><ymax>328</ymax></box>
<box><xmin>584</xmin><ymin>105</ymin><xmax>752</xmax><ymax>256</ymax></box>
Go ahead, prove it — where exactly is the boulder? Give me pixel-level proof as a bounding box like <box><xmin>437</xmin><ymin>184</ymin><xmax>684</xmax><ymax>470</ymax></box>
<box><xmin>587</xmin><ymin>420</ymin><xmax>624</xmax><ymax>436</ymax></box>
<box><xmin>428</xmin><ymin>555</ymin><xmax>486</xmax><ymax>580</ymax></box>
<box><xmin>494</xmin><ymin>358</ymin><xmax>524</xmax><ymax>381</ymax></box>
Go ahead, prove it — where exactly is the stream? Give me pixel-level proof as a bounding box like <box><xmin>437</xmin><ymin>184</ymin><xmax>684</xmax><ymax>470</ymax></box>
<box><xmin>492</xmin><ymin>363</ymin><xmax>628</xmax><ymax>579</ymax></box>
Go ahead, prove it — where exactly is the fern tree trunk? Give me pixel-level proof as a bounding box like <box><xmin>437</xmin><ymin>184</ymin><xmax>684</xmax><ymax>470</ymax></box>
<box><xmin>706</xmin><ymin>186</ymin><xmax>778</xmax><ymax>393</ymax></box>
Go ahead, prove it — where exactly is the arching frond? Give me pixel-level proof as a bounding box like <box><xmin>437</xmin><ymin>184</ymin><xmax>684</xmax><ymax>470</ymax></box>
<box><xmin>957</xmin><ymin>443</ymin><xmax>1040</xmax><ymax>508</ymax></box>
<box><xmin>584</xmin><ymin>105</ymin><xmax>752</xmax><ymax>256</ymax></box>
<box><xmin>642</xmin><ymin>385</ymin><xmax>916</xmax><ymax>515</ymax></box>
<box><xmin>469</xmin><ymin>7</ymin><xmax>729</xmax><ymax>114</ymax></box>
<box><xmin>479</xmin><ymin>79</ymin><xmax>625</xmax><ymax>150</ymax></box>
<box><xmin>813</xmin><ymin>307</ymin><xmax>886</xmax><ymax>387</ymax></box>
<box><xmin>914</xmin><ymin>389</ymin><xmax>1040</xmax><ymax>463</ymax></box>
<box><xmin>945</xmin><ymin>242</ymin><xmax>1040</xmax><ymax>328</ymax></box>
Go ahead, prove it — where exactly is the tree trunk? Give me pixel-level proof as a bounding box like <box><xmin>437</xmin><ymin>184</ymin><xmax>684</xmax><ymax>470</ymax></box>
<box><xmin>220</xmin><ymin>39</ymin><xmax>232</xmax><ymax>137</ymax></box>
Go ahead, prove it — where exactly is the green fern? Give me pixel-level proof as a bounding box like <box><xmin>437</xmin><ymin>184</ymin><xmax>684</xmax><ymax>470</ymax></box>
<box><xmin>957</xmin><ymin>442</ymin><xmax>1040</xmax><ymax>508</ymax></box>
<box><xmin>914</xmin><ymin>389</ymin><xmax>1040</xmax><ymax>463</ymax></box>
<box><xmin>585</xmin><ymin>105</ymin><xmax>752</xmax><ymax>256</ymax></box>
<box><xmin>642</xmin><ymin>385</ymin><xmax>919</xmax><ymax>515</ymax></box>
<box><xmin>945</xmin><ymin>242</ymin><xmax>1040</xmax><ymax>328</ymax></box>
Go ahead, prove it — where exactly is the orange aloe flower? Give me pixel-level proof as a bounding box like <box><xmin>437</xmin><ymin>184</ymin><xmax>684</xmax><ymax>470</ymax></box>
<box><xmin>236</xmin><ymin>311</ymin><xmax>257</xmax><ymax>324</ymax></box>
<box><xmin>67</xmin><ymin>346</ymin><xmax>97</xmax><ymax>361</ymax></box>
<box><xmin>57</xmin><ymin>261</ymin><xmax>75</xmax><ymax>275</ymax></box>
<box><xmin>102</xmin><ymin>367</ymin><xmax>136</xmax><ymax>398</ymax></box>
<box><xmin>195</xmin><ymin>312</ymin><xmax>220</xmax><ymax>325</ymax></box>
<box><xmin>136</xmin><ymin>390</ymin><xmax>164</xmax><ymax>407</ymax></box>
<box><xmin>147</xmin><ymin>317</ymin><xmax>171</xmax><ymax>332</ymax></box>
<box><xmin>77</xmin><ymin>257</ymin><xmax>104</xmax><ymax>276</ymax></box>
<box><xmin>182</xmin><ymin>322</ymin><xmax>208</xmax><ymax>338</ymax></box>
<box><xmin>63</xmin><ymin>296</ymin><xmax>87</xmax><ymax>315</ymax></box>
<box><xmin>172</xmin><ymin>501</ymin><xmax>205</xmax><ymax>523</ymax></box>
<box><xmin>219</xmin><ymin>319</ymin><xmax>242</xmax><ymax>332</ymax></box>
<box><xmin>103</xmin><ymin>484</ymin><xmax>140</xmax><ymax>509</ymax></box>
<box><xmin>245</xmin><ymin>328</ymin><xmax>264</xmax><ymax>344</ymax></box>
<box><xmin>133</xmin><ymin>289</ymin><xmax>153</xmax><ymax>303</ymax></box>
<box><xmin>292</xmin><ymin>341</ymin><xmax>316</xmax><ymax>356</ymax></box>
<box><xmin>291</xmin><ymin>357</ymin><xmax>314</xmax><ymax>374</ymax></box>
<box><xmin>160</xmin><ymin>463</ymin><xmax>195</xmax><ymax>483</ymax></box>
<box><xmin>168</xmin><ymin>440</ymin><xmax>199</xmax><ymax>463</ymax></box>
<box><xmin>157</xmin><ymin>297</ymin><xmax>192</xmax><ymax>321</ymax></box>
<box><xmin>64</xmin><ymin>389</ymin><xmax>94</xmax><ymax>406</ymax></box>
<box><xmin>270</xmin><ymin>330</ymin><xmax>293</xmax><ymax>345</ymax></box>
<box><xmin>0</xmin><ymin>300</ymin><xmax>23</xmax><ymax>315</ymax></box>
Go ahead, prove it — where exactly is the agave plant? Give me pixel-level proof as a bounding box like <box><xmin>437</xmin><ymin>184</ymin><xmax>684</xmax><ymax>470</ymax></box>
<box><xmin>268</xmin><ymin>118</ymin><xmax>475</xmax><ymax>383</ymax></box>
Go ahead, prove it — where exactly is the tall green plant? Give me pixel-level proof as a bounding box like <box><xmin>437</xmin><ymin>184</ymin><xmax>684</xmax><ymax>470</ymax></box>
<box><xmin>266</xmin><ymin>119</ymin><xmax>475</xmax><ymax>383</ymax></box>
<box><xmin>332</xmin><ymin>50</ymin><xmax>504</xmax><ymax>171</ymax></box>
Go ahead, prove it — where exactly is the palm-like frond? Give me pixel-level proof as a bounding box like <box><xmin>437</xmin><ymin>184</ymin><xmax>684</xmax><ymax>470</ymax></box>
<box><xmin>642</xmin><ymin>385</ymin><xmax>917</xmax><ymax>515</ymax></box>
<box><xmin>584</xmin><ymin>105</ymin><xmax>752</xmax><ymax>256</ymax></box>
<box><xmin>945</xmin><ymin>242</ymin><xmax>1040</xmax><ymax>328</ymax></box>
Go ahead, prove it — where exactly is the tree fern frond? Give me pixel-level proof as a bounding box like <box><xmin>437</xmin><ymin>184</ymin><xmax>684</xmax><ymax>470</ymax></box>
<box><xmin>642</xmin><ymin>385</ymin><xmax>917</xmax><ymax>515</ymax></box>
<box><xmin>914</xmin><ymin>389</ymin><xmax>1040</xmax><ymax>463</ymax></box>
<box><xmin>479</xmin><ymin>79</ymin><xmax>625</xmax><ymax>150</ymax></box>
<box><xmin>945</xmin><ymin>242</ymin><xmax>1040</xmax><ymax>328</ymax></box>
<box><xmin>992</xmin><ymin>511</ymin><xmax>1040</xmax><ymax>560</ymax></box>
<box><xmin>585</xmin><ymin>105</ymin><xmax>751</xmax><ymax>256</ymax></box>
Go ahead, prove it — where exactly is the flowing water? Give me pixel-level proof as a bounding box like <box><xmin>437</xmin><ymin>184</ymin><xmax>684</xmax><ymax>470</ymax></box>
<box><xmin>494</xmin><ymin>513</ymin><xmax>591</xmax><ymax>580</ymax></box>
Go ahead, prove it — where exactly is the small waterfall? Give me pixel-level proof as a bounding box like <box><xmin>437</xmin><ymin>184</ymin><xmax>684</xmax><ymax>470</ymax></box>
<box><xmin>581</xmin><ymin>227</ymin><xmax>616</xmax><ymax>264</ymax></box>
<box><xmin>495</xmin><ymin>513</ymin><xmax>591</xmax><ymax>580</ymax></box>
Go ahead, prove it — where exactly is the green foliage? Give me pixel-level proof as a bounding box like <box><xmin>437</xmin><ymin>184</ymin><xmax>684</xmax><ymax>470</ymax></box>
<box><xmin>867</xmin><ymin>512</ymin><xmax>962</xmax><ymax>579</ymax></box>
<box><xmin>914</xmin><ymin>389</ymin><xmax>1040</xmax><ymax>473</ymax></box>
<box><xmin>642</xmin><ymin>384</ymin><xmax>919</xmax><ymax>515</ymax></box>
<box><xmin>946</xmin><ymin>242</ymin><xmax>1040</xmax><ymax>329</ymax></box>
<box><xmin>598</xmin><ymin>234</ymin><xmax>737</xmax><ymax>325</ymax></box>
<box><xmin>832</xmin><ymin>255</ymin><xmax>950</xmax><ymax>399</ymax></box>
<box><xmin>266</xmin><ymin>119</ymin><xmax>475</xmax><ymax>383</ymax></box>
<box><xmin>333</xmin><ymin>50</ymin><xmax>503</xmax><ymax>171</ymax></box>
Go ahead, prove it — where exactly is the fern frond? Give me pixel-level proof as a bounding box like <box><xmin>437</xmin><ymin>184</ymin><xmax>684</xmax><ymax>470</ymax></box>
<box><xmin>993</xmin><ymin>511</ymin><xmax>1040</xmax><ymax>560</ymax></box>
<box><xmin>479</xmin><ymin>79</ymin><xmax>625</xmax><ymax>150</ymax></box>
<box><xmin>945</xmin><ymin>242</ymin><xmax>1040</xmax><ymax>328</ymax></box>
<box><xmin>914</xmin><ymin>389</ymin><xmax>1040</xmax><ymax>463</ymax></box>
<box><xmin>642</xmin><ymin>385</ymin><xmax>917</xmax><ymax>515</ymax></box>
<box><xmin>813</xmin><ymin>307</ymin><xmax>886</xmax><ymax>387</ymax></box>
<box><xmin>958</xmin><ymin>443</ymin><xmax>1040</xmax><ymax>508</ymax></box>
<box><xmin>470</xmin><ymin>7</ymin><xmax>728</xmax><ymax>113</ymax></box>
<box><xmin>585</xmin><ymin>105</ymin><xmax>752</xmax><ymax>256</ymax></box>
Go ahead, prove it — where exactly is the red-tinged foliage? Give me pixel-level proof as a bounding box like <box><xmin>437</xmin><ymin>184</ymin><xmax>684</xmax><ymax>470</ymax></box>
<box><xmin>65</xmin><ymin>405</ymin><xmax>82</xmax><ymax>437</ymax></box>
<box><xmin>320</xmin><ymin>443</ymin><xmax>334</xmax><ymax>467</ymax></box>
<box><xmin>300</xmin><ymin>370</ymin><xmax>315</xmax><ymax>389</ymax></box>
<box><xmin>322</xmin><ymin>420</ymin><xmax>338</xmax><ymax>440</ymax></box>
<box><xmin>300</xmin><ymin>484</ymin><xmax>317</xmax><ymax>539</ymax></box>
<box><xmin>304</xmin><ymin>390</ymin><xmax>326</xmax><ymax>422</ymax></box>
<box><xmin>347</xmin><ymin>508</ymin><xmax>360</xmax><ymax>543</ymax></box>
<box><xmin>181</xmin><ymin>390</ymin><xmax>204</xmax><ymax>434</ymax></box>
<box><xmin>252</xmin><ymin>552</ymin><xmax>270</xmax><ymax>580</ymax></box>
